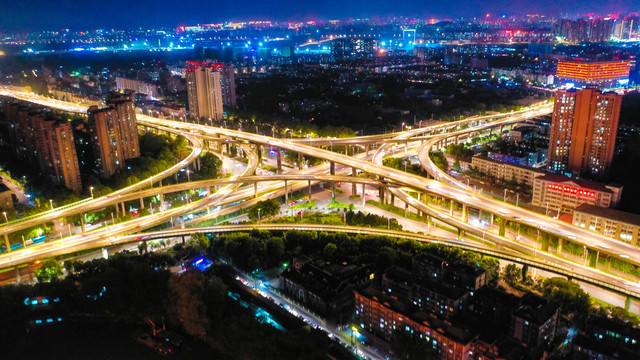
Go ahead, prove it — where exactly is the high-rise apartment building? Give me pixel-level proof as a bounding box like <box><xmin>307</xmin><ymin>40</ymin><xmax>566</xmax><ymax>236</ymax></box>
<box><xmin>39</xmin><ymin>119</ymin><xmax>83</xmax><ymax>193</ymax></box>
<box><xmin>87</xmin><ymin>106</ymin><xmax>122</xmax><ymax>177</ymax></box>
<box><xmin>106</xmin><ymin>91</ymin><xmax>140</xmax><ymax>161</ymax></box>
<box><xmin>547</xmin><ymin>88</ymin><xmax>621</xmax><ymax>176</ymax></box>
<box><xmin>186</xmin><ymin>62</ymin><xmax>224</xmax><ymax>120</ymax></box>
<box><xmin>4</xmin><ymin>100</ymin><xmax>82</xmax><ymax>192</ymax></box>
<box><xmin>87</xmin><ymin>91</ymin><xmax>140</xmax><ymax>177</ymax></box>
<box><xmin>220</xmin><ymin>64</ymin><xmax>237</xmax><ymax>108</ymax></box>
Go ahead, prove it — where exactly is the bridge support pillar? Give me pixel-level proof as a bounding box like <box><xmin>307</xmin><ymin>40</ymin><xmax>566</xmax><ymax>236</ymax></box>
<box><xmin>541</xmin><ymin>233</ymin><xmax>549</xmax><ymax>252</ymax></box>
<box><xmin>298</xmin><ymin>152</ymin><xmax>304</xmax><ymax>170</ymax></box>
<box><xmin>140</xmin><ymin>197</ymin><xmax>144</xmax><ymax>210</ymax></box>
<box><xmin>626</xmin><ymin>296</ymin><xmax>633</xmax><ymax>311</ymax></box>
<box><xmin>102</xmin><ymin>247</ymin><xmax>109</xmax><ymax>259</ymax></box>
<box><xmin>457</xmin><ymin>228</ymin><xmax>464</xmax><ymax>241</ymax></box>
<box><xmin>589</xmin><ymin>249</ymin><xmax>599</xmax><ymax>268</ymax></box>
<box><xmin>499</xmin><ymin>218</ymin><xmax>506</xmax><ymax>237</ymax></box>
<box><xmin>3</xmin><ymin>233</ymin><xmax>10</xmax><ymax>253</ymax></box>
<box><xmin>390</xmin><ymin>192</ymin><xmax>395</xmax><ymax>207</ymax></box>
<box><xmin>361</xmin><ymin>183</ymin><xmax>366</xmax><ymax>209</ymax></box>
<box><xmin>426</xmin><ymin>215</ymin><xmax>431</xmax><ymax>232</ymax></box>
<box><xmin>330</xmin><ymin>162</ymin><xmax>336</xmax><ymax>199</ymax></box>
<box><xmin>120</xmin><ymin>202</ymin><xmax>126</xmax><ymax>216</ymax></box>
<box><xmin>557</xmin><ymin>238</ymin><xmax>563</xmax><ymax>254</ymax></box>
<box><xmin>254</xmin><ymin>182</ymin><xmax>258</xmax><ymax>199</ymax></box>
<box><xmin>256</xmin><ymin>145</ymin><xmax>262</xmax><ymax>166</ymax></box>
<box><xmin>379</xmin><ymin>185</ymin><xmax>385</xmax><ymax>203</ymax></box>
<box><xmin>308</xmin><ymin>180</ymin><xmax>312</xmax><ymax>200</ymax></box>
<box><xmin>352</xmin><ymin>168</ymin><xmax>357</xmax><ymax>195</ymax></box>
<box><xmin>522</xmin><ymin>265</ymin><xmax>529</xmax><ymax>282</ymax></box>
<box><xmin>276</xmin><ymin>149</ymin><xmax>282</xmax><ymax>174</ymax></box>
<box><xmin>181</xmin><ymin>236</ymin><xmax>186</xmax><ymax>245</ymax></box>
<box><xmin>404</xmin><ymin>203</ymin><xmax>409</xmax><ymax>217</ymax></box>
<box><xmin>15</xmin><ymin>266</ymin><xmax>21</xmax><ymax>283</ymax></box>
<box><xmin>284</xmin><ymin>180</ymin><xmax>288</xmax><ymax>202</ymax></box>
<box><xmin>490</xmin><ymin>213</ymin><xmax>494</xmax><ymax>227</ymax></box>
<box><xmin>462</xmin><ymin>204</ymin><xmax>468</xmax><ymax>223</ymax></box>
<box><xmin>449</xmin><ymin>200</ymin><xmax>454</xmax><ymax>216</ymax></box>
<box><xmin>80</xmin><ymin>216</ymin><xmax>86</xmax><ymax>233</ymax></box>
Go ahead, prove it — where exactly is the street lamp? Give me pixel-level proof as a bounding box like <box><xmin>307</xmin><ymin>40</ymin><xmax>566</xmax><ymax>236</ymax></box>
<box><xmin>49</xmin><ymin>199</ymin><xmax>54</xmax><ymax>210</ymax></box>
<box><xmin>503</xmin><ymin>189</ymin><xmax>507</xmax><ymax>202</ymax></box>
<box><xmin>90</xmin><ymin>186</ymin><xmax>94</xmax><ymax>198</ymax></box>
<box><xmin>2</xmin><ymin>211</ymin><xmax>7</xmax><ymax>223</ymax></box>
<box><xmin>401</xmin><ymin>122</ymin><xmax>405</xmax><ymax>132</ymax></box>
<box><xmin>258</xmin><ymin>208</ymin><xmax>261</xmax><ymax>223</ymax></box>
<box><xmin>545</xmin><ymin>202</ymin><xmax>549</xmax><ymax>216</ymax></box>
<box><xmin>186</xmin><ymin>169</ymin><xmax>191</xmax><ymax>182</ymax></box>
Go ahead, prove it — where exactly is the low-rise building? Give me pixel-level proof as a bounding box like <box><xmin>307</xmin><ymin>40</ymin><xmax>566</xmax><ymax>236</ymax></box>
<box><xmin>471</xmin><ymin>154</ymin><xmax>546</xmax><ymax>187</ymax></box>
<box><xmin>509</xmin><ymin>293</ymin><xmax>560</xmax><ymax>349</ymax></box>
<box><xmin>573</xmin><ymin>204</ymin><xmax>640</xmax><ymax>245</ymax></box>
<box><xmin>572</xmin><ymin>316</ymin><xmax>640</xmax><ymax>359</ymax></box>
<box><xmin>532</xmin><ymin>174</ymin><xmax>622</xmax><ymax>213</ymax></box>
<box><xmin>382</xmin><ymin>267</ymin><xmax>470</xmax><ymax>320</ymax></box>
<box><xmin>280</xmin><ymin>256</ymin><xmax>375</xmax><ymax>321</ymax></box>
<box><xmin>354</xmin><ymin>287</ymin><xmax>478</xmax><ymax>360</ymax></box>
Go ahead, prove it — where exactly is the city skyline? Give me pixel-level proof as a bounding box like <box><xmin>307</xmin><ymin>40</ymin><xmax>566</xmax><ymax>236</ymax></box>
<box><xmin>1</xmin><ymin>0</ymin><xmax>639</xmax><ymax>32</ymax></box>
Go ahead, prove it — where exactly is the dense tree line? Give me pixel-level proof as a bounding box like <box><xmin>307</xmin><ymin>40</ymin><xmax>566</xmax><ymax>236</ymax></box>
<box><xmin>207</xmin><ymin>229</ymin><xmax>500</xmax><ymax>282</ymax></box>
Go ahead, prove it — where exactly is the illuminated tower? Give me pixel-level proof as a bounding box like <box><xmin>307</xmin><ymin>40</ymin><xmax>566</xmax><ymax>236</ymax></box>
<box><xmin>547</xmin><ymin>88</ymin><xmax>621</xmax><ymax>176</ymax></box>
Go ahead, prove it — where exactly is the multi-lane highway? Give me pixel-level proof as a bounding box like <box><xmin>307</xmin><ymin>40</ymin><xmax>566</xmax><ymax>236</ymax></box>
<box><xmin>1</xmin><ymin>89</ymin><xmax>640</xmax><ymax>303</ymax></box>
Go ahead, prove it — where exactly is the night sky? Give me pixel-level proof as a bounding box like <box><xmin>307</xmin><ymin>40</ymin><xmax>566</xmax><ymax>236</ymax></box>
<box><xmin>0</xmin><ymin>0</ymin><xmax>638</xmax><ymax>31</ymax></box>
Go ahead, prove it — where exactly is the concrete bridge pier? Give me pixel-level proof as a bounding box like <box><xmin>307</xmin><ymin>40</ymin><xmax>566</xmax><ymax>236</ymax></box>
<box><xmin>284</xmin><ymin>180</ymin><xmax>288</xmax><ymax>202</ymax></box>
<box><xmin>276</xmin><ymin>150</ymin><xmax>282</xmax><ymax>174</ymax></box>
<box><xmin>352</xmin><ymin>168</ymin><xmax>357</xmax><ymax>195</ymax></box>
<box><xmin>4</xmin><ymin>233</ymin><xmax>11</xmax><ymax>253</ymax></box>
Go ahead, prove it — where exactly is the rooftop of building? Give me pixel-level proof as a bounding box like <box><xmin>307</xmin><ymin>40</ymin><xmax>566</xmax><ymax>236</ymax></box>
<box><xmin>282</xmin><ymin>257</ymin><xmax>374</xmax><ymax>301</ymax></box>
<box><xmin>535</xmin><ymin>173</ymin><xmax>621</xmax><ymax>193</ymax></box>
<box><xmin>472</xmin><ymin>154</ymin><xmax>547</xmax><ymax>173</ymax></box>
<box><xmin>383</xmin><ymin>266</ymin><xmax>469</xmax><ymax>300</ymax></box>
<box><xmin>574</xmin><ymin>204</ymin><xmax>640</xmax><ymax>227</ymax></box>
<box><xmin>512</xmin><ymin>293</ymin><xmax>560</xmax><ymax>325</ymax></box>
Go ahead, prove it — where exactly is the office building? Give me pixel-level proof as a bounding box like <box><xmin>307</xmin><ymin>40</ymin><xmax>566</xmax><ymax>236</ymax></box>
<box><xmin>573</xmin><ymin>204</ymin><xmax>640</xmax><ymax>245</ymax></box>
<box><xmin>186</xmin><ymin>62</ymin><xmax>224</xmax><ymax>121</ymax></box>
<box><xmin>547</xmin><ymin>88</ymin><xmax>621</xmax><ymax>176</ymax></box>
<box><xmin>556</xmin><ymin>60</ymin><xmax>631</xmax><ymax>88</ymax></box>
<box><xmin>87</xmin><ymin>91</ymin><xmax>140</xmax><ymax>177</ymax></box>
<box><xmin>532</xmin><ymin>174</ymin><xmax>622</xmax><ymax>213</ymax></box>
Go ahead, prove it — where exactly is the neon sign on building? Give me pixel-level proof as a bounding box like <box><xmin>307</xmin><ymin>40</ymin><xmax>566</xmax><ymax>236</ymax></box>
<box><xmin>547</xmin><ymin>184</ymin><xmax>596</xmax><ymax>197</ymax></box>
